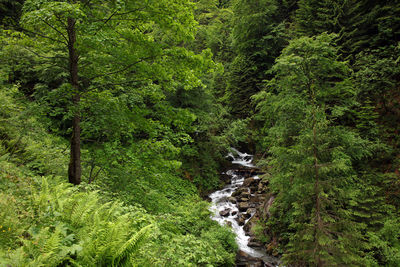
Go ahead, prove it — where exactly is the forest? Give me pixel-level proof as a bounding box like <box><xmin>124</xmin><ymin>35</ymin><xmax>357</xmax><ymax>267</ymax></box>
<box><xmin>0</xmin><ymin>0</ymin><xmax>399</xmax><ymax>266</ymax></box>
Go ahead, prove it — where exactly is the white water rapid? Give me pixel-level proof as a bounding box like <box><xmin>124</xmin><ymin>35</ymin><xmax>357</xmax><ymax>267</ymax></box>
<box><xmin>208</xmin><ymin>148</ymin><xmax>267</xmax><ymax>259</ymax></box>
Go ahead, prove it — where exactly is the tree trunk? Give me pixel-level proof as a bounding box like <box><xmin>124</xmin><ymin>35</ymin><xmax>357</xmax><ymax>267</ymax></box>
<box><xmin>311</xmin><ymin>83</ymin><xmax>322</xmax><ymax>267</ymax></box>
<box><xmin>67</xmin><ymin>17</ymin><xmax>81</xmax><ymax>185</ymax></box>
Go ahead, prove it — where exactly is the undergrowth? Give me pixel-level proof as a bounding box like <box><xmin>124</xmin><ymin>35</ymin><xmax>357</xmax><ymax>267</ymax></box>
<box><xmin>0</xmin><ymin>84</ymin><xmax>237</xmax><ymax>266</ymax></box>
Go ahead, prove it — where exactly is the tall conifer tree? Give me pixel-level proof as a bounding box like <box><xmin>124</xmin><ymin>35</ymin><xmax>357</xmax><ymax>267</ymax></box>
<box><xmin>254</xmin><ymin>34</ymin><xmax>370</xmax><ymax>265</ymax></box>
<box><xmin>226</xmin><ymin>0</ymin><xmax>286</xmax><ymax>118</ymax></box>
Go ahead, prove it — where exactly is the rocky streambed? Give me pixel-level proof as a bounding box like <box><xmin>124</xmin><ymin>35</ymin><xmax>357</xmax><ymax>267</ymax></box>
<box><xmin>209</xmin><ymin>149</ymin><xmax>280</xmax><ymax>267</ymax></box>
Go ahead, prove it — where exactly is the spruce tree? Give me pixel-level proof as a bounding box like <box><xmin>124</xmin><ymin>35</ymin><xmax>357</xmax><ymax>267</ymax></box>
<box><xmin>254</xmin><ymin>33</ymin><xmax>370</xmax><ymax>266</ymax></box>
<box><xmin>226</xmin><ymin>0</ymin><xmax>287</xmax><ymax>118</ymax></box>
<box><xmin>338</xmin><ymin>0</ymin><xmax>400</xmax><ymax>59</ymax></box>
<box><xmin>295</xmin><ymin>0</ymin><xmax>344</xmax><ymax>36</ymax></box>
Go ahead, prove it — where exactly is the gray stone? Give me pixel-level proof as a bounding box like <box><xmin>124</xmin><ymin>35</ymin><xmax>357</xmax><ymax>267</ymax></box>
<box><xmin>250</xmin><ymin>186</ymin><xmax>258</xmax><ymax>193</ymax></box>
<box><xmin>243</xmin><ymin>177</ymin><xmax>257</xmax><ymax>187</ymax></box>
<box><xmin>240</xmin><ymin>191</ymin><xmax>251</xmax><ymax>198</ymax></box>
<box><xmin>238</xmin><ymin>202</ymin><xmax>249</xmax><ymax>212</ymax></box>
<box><xmin>232</xmin><ymin>190</ymin><xmax>241</xmax><ymax>197</ymax></box>
<box><xmin>228</xmin><ymin>197</ymin><xmax>237</xmax><ymax>204</ymax></box>
<box><xmin>236</xmin><ymin>250</ymin><xmax>265</xmax><ymax>267</ymax></box>
<box><xmin>236</xmin><ymin>215</ymin><xmax>246</xmax><ymax>226</ymax></box>
<box><xmin>219</xmin><ymin>209</ymin><xmax>231</xmax><ymax>217</ymax></box>
<box><xmin>248</xmin><ymin>241</ymin><xmax>264</xmax><ymax>248</ymax></box>
<box><xmin>247</xmin><ymin>208</ymin><xmax>257</xmax><ymax>215</ymax></box>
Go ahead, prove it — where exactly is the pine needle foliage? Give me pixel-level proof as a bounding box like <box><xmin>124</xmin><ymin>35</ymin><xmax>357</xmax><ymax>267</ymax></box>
<box><xmin>254</xmin><ymin>33</ymin><xmax>372</xmax><ymax>266</ymax></box>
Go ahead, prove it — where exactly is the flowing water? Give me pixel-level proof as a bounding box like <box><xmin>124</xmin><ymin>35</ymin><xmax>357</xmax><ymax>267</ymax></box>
<box><xmin>209</xmin><ymin>148</ymin><xmax>272</xmax><ymax>261</ymax></box>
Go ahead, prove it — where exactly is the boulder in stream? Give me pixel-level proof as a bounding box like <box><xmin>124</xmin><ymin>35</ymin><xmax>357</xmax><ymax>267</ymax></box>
<box><xmin>248</xmin><ymin>241</ymin><xmax>264</xmax><ymax>248</ymax></box>
<box><xmin>238</xmin><ymin>202</ymin><xmax>249</xmax><ymax>212</ymax></box>
<box><xmin>228</xmin><ymin>197</ymin><xmax>236</xmax><ymax>204</ymax></box>
<box><xmin>219</xmin><ymin>209</ymin><xmax>231</xmax><ymax>217</ymax></box>
<box><xmin>236</xmin><ymin>215</ymin><xmax>246</xmax><ymax>226</ymax></box>
<box><xmin>240</xmin><ymin>191</ymin><xmax>251</xmax><ymax>198</ymax></box>
<box><xmin>250</xmin><ymin>186</ymin><xmax>258</xmax><ymax>193</ymax></box>
<box><xmin>236</xmin><ymin>250</ymin><xmax>264</xmax><ymax>267</ymax></box>
<box><xmin>243</xmin><ymin>212</ymin><xmax>252</xmax><ymax>219</ymax></box>
<box><xmin>247</xmin><ymin>208</ymin><xmax>257</xmax><ymax>215</ymax></box>
<box><xmin>242</xmin><ymin>177</ymin><xmax>258</xmax><ymax>187</ymax></box>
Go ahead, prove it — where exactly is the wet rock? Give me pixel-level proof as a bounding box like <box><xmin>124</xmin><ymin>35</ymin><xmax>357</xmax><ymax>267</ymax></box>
<box><xmin>231</xmin><ymin>210</ymin><xmax>238</xmax><ymax>216</ymax></box>
<box><xmin>225</xmin><ymin>221</ymin><xmax>232</xmax><ymax>227</ymax></box>
<box><xmin>239</xmin><ymin>197</ymin><xmax>250</xmax><ymax>202</ymax></box>
<box><xmin>250</xmin><ymin>186</ymin><xmax>258</xmax><ymax>193</ymax></box>
<box><xmin>228</xmin><ymin>197</ymin><xmax>237</xmax><ymax>204</ymax></box>
<box><xmin>248</xmin><ymin>241</ymin><xmax>264</xmax><ymax>248</ymax></box>
<box><xmin>243</xmin><ymin>212</ymin><xmax>252</xmax><ymax>219</ymax></box>
<box><xmin>249</xmin><ymin>203</ymin><xmax>257</xmax><ymax>208</ymax></box>
<box><xmin>249</xmin><ymin>236</ymin><xmax>261</xmax><ymax>243</ymax></box>
<box><xmin>240</xmin><ymin>191</ymin><xmax>251</xmax><ymax>198</ymax></box>
<box><xmin>232</xmin><ymin>188</ymin><xmax>248</xmax><ymax>197</ymax></box>
<box><xmin>237</xmin><ymin>250</ymin><xmax>250</xmax><ymax>258</ymax></box>
<box><xmin>243</xmin><ymin>177</ymin><xmax>257</xmax><ymax>187</ymax></box>
<box><xmin>238</xmin><ymin>202</ymin><xmax>249</xmax><ymax>212</ymax></box>
<box><xmin>226</xmin><ymin>155</ymin><xmax>235</xmax><ymax>161</ymax></box>
<box><xmin>219</xmin><ymin>209</ymin><xmax>231</xmax><ymax>217</ymax></box>
<box><xmin>249</xmin><ymin>195</ymin><xmax>262</xmax><ymax>203</ymax></box>
<box><xmin>247</xmin><ymin>208</ymin><xmax>257</xmax><ymax>215</ymax></box>
<box><xmin>232</xmin><ymin>190</ymin><xmax>241</xmax><ymax>197</ymax></box>
<box><xmin>236</xmin><ymin>215</ymin><xmax>246</xmax><ymax>226</ymax></box>
<box><xmin>258</xmin><ymin>186</ymin><xmax>268</xmax><ymax>195</ymax></box>
<box><xmin>236</xmin><ymin>250</ymin><xmax>265</xmax><ymax>267</ymax></box>
<box><xmin>244</xmin><ymin>155</ymin><xmax>252</xmax><ymax>161</ymax></box>
<box><xmin>257</xmin><ymin>182</ymin><xmax>265</xmax><ymax>191</ymax></box>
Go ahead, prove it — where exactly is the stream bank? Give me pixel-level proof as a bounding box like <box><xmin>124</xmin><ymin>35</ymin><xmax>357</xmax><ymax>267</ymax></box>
<box><xmin>209</xmin><ymin>149</ymin><xmax>280</xmax><ymax>267</ymax></box>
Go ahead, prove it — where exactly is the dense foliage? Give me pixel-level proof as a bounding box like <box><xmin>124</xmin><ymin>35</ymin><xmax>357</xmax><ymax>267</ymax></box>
<box><xmin>1</xmin><ymin>0</ymin><xmax>399</xmax><ymax>266</ymax></box>
<box><xmin>250</xmin><ymin>1</ymin><xmax>400</xmax><ymax>266</ymax></box>
<box><xmin>0</xmin><ymin>0</ymin><xmax>237</xmax><ymax>266</ymax></box>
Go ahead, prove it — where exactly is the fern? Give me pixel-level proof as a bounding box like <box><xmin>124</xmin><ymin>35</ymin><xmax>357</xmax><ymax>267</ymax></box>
<box><xmin>112</xmin><ymin>224</ymin><xmax>153</xmax><ymax>267</ymax></box>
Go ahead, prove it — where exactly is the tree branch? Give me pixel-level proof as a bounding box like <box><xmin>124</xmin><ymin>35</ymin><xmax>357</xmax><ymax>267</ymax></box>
<box><xmin>21</xmin><ymin>47</ymin><xmax>69</xmax><ymax>71</ymax></box>
<box><xmin>54</xmin><ymin>12</ymin><xmax>68</xmax><ymax>28</ymax></box>
<box><xmin>39</xmin><ymin>18</ymin><xmax>69</xmax><ymax>43</ymax></box>
<box><xmin>20</xmin><ymin>27</ymin><xmax>67</xmax><ymax>45</ymax></box>
<box><xmin>89</xmin><ymin>57</ymin><xmax>153</xmax><ymax>80</ymax></box>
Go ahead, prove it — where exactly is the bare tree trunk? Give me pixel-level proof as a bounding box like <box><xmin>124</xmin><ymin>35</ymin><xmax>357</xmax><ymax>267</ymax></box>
<box><xmin>67</xmin><ymin>17</ymin><xmax>81</xmax><ymax>185</ymax></box>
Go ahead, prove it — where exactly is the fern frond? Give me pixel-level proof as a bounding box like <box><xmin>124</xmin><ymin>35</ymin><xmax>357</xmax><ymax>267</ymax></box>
<box><xmin>112</xmin><ymin>224</ymin><xmax>153</xmax><ymax>267</ymax></box>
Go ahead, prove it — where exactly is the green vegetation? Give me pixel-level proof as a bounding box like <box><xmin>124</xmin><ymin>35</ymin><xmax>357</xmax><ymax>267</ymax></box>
<box><xmin>1</xmin><ymin>0</ymin><xmax>400</xmax><ymax>266</ymax></box>
<box><xmin>0</xmin><ymin>81</ymin><xmax>237</xmax><ymax>266</ymax></box>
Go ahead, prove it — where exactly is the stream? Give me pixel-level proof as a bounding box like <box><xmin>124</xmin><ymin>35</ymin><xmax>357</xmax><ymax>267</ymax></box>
<box><xmin>209</xmin><ymin>148</ymin><xmax>279</xmax><ymax>266</ymax></box>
